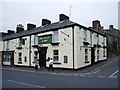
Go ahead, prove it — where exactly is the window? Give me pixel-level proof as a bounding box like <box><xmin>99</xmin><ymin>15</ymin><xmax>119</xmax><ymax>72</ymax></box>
<box><xmin>53</xmin><ymin>31</ymin><xmax>59</xmax><ymax>42</ymax></box>
<box><xmin>85</xmin><ymin>49</ymin><xmax>88</xmax><ymax>62</ymax></box>
<box><xmin>18</xmin><ymin>53</ymin><xmax>22</xmax><ymax>62</ymax></box>
<box><xmin>53</xmin><ymin>50</ymin><xmax>59</xmax><ymax>62</ymax></box>
<box><xmin>83</xmin><ymin>29</ymin><xmax>87</xmax><ymax>41</ymax></box>
<box><xmin>6</xmin><ymin>41</ymin><xmax>9</xmax><ymax>49</ymax></box>
<box><xmin>103</xmin><ymin>49</ymin><xmax>106</xmax><ymax>57</ymax></box>
<box><xmin>64</xmin><ymin>56</ymin><xmax>68</xmax><ymax>63</ymax></box>
<box><xmin>19</xmin><ymin>38</ymin><xmax>22</xmax><ymax>47</ymax></box>
<box><xmin>24</xmin><ymin>57</ymin><xmax>27</xmax><ymax>62</ymax></box>
<box><xmin>97</xmin><ymin>50</ymin><xmax>99</xmax><ymax>60</ymax></box>
<box><xmin>97</xmin><ymin>34</ymin><xmax>99</xmax><ymax>44</ymax></box>
<box><xmin>103</xmin><ymin>37</ymin><xmax>105</xmax><ymax>46</ymax></box>
<box><xmin>34</xmin><ymin>34</ymin><xmax>38</xmax><ymax>45</ymax></box>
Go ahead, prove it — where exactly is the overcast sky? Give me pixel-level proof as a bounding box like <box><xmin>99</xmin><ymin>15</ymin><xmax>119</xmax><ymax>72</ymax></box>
<box><xmin>0</xmin><ymin>0</ymin><xmax>119</xmax><ymax>33</ymax></box>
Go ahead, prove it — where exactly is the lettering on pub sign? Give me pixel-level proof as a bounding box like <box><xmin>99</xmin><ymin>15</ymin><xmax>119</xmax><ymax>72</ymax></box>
<box><xmin>38</xmin><ymin>34</ymin><xmax>52</xmax><ymax>44</ymax></box>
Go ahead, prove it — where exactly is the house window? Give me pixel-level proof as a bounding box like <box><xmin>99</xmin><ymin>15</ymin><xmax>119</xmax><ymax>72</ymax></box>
<box><xmin>19</xmin><ymin>38</ymin><xmax>23</xmax><ymax>47</ymax></box>
<box><xmin>6</xmin><ymin>41</ymin><xmax>9</xmax><ymax>49</ymax></box>
<box><xmin>34</xmin><ymin>34</ymin><xmax>38</xmax><ymax>45</ymax></box>
<box><xmin>85</xmin><ymin>49</ymin><xmax>88</xmax><ymax>63</ymax></box>
<box><xmin>24</xmin><ymin>56</ymin><xmax>27</xmax><ymax>62</ymax></box>
<box><xmin>97</xmin><ymin>34</ymin><xmax>99</xmax><ymax>44</ymax></box>
<box><xmin>83</xmin><ymin>29</ymin><xmax>87</xmax><ymax>41</ymax></box>
<box><xmin>103</xmin><ymin>49</ymin><xmax>106</xmax><ymax>57</ymax></box>
<box><xmin>53</xmin><ymin>31</ymin><xmax>59</xmax><ymax>42</ymax></box>
<box><xmin>97</xmin><ymin>50</ymin><xmax>99</xmax><ymax>60</ymax></box>
<box><xmin>53</xmin><ymin>50</ymin><xmax>59</xmax><ymax>62</ymax></box>
<box><xmin>64</xmin><ymin>55</ymin><xmax>68</xmax><ymax>63</ymax></box>
<box><xmin>103</xmin><ymin>37</ymin><xmax>105</xmax><ymax>46</ymax></box>
<box><xmin>18</xmin><ymin>53</ymin><xmax>22</xmax><ymax>62</ymax></box>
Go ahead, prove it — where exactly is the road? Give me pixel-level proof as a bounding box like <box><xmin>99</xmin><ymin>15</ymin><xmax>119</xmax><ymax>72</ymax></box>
<box><xmin>2</xmin><ymin>56</ymin><xmax>119</xmax><ymax>88</ymax></box>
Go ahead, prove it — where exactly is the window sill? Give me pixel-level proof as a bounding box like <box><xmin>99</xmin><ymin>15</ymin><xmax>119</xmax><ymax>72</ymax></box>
<box><xmin>17</xmin><ymin>62</ymin><xmax>22</xmax><ymax>64</ymax></box>
<box><xmin>16</xmin><ymin>47</ymin><xmax>22</xmax><ymax>49</ymax></box>
<box><xmin>83</xmin><ymin>41</ymin><xmax>89</xmax><ymax>45</ymax></box>
<box><xmin>84</xmin><ymin>61</ymin><xmax>89</xmax><ymax>63</ymax></box>
<box><xmin>53</xmin><ymin>62</ymin><xmax>61</xmax><ymax>64</ymax></box>
<box><xmin>32</xmin><ymin>45</ymin><xmax>38</xmax><ymax>48</ymax></box>
<box><xmin>51</xmin><ymin>42</ymin><xmax>60</xmax><ymax>45</ymax></box>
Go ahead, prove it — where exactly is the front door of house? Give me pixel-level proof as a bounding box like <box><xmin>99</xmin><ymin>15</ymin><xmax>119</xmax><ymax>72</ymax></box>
<box><xmin>91</xmin><ymin>47</ymin><xmax>95</xmax><ymax>65</ymax></box>
<box><xmin>38</xmin><ymin>47</ymin><xmax>47</xmax><ymax>68</ymax></box>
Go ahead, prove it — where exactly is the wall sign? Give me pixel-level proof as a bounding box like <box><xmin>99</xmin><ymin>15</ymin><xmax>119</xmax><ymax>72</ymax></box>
<box><xmin>38</xmin><ymin>34</ymin><xmax>52</xmax><ymax>44</ymax></box>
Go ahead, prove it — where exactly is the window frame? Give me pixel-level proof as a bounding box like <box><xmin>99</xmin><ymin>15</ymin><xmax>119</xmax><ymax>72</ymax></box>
<box><xmin>18</xmin><ymin>53</ymin><xmax>22</xmax><ymax>62</ymax></box>
<box><xmin>53</xmin><ymin>30</ymin><xmax>59</xmax><ymax>43</ymax></box>
<box><xmin>53</xmin><ymin>50</ymin><xmax>59</xmax><ymax>62</ymax></box>
<box><xmin>83</xmin><ymin>29</ymin><xmax>87</xmax><ymax>41</ymax></box>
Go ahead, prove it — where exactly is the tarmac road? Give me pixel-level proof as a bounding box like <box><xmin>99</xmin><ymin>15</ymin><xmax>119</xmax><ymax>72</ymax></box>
<box><xmin>2</xmin><ymin>56</ymin><xmax>119</xmax><ymax>88</ymax></box>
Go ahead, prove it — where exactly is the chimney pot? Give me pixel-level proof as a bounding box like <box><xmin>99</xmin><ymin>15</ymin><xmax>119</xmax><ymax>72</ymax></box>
<box><xmin>42</xmin><ymin>19</ymin><xmax>51</xmax><ymax>26</ymax></box>
<box><xmin>59</xmin><ymin>14</ymin><xmax>69</xmax><ymax>21</ymax></box>
<box><xmin>27</xmin><ymin>23</ymin><xmax>36</xmax><ymax>30</ymax></box>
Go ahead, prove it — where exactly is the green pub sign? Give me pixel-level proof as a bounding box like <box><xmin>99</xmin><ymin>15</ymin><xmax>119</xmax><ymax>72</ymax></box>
<box><xmin>38</xmin><ymin>34</ymin><xmax>52</xmax><ymax>44</ymax></box>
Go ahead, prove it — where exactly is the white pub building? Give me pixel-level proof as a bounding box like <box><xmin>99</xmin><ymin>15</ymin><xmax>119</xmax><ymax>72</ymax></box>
<box><xmin>1</xmin><ymin>14</ymin><xmax>107</xmax><ymax>69</ymax></box>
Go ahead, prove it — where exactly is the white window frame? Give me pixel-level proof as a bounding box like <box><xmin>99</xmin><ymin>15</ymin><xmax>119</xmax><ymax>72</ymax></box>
<box><xmin>85</xmin><ymin>49</ymin><xmax>88</xmax><ymax>62</ymax></box>
<box><xmin>53</xmin><ymin>31</ymin><xmax>59</xmax><ymax>43</ymax></box>
<box><xmin>18</xmin><ymin>53</ymin><xmax>22</xmax><ymax>62</ymax></box>
<box><xmin>34</xmin><ymin>34</ymin><xmax>38</xmax><ymax>45</ymax></box>
<box><xmin>6</xmin><ymin>41</ymin><xmax>9</xmax><ymax>49</ymax></box>
<box><xmin>83</xmin><ymin>29</ymin><xmax>87</xmax><ymax>41</ymax></box>
<box><xmin>53</xmin><ymin>50</ymin><xmax>59</xmax><ymax>62</ymax></box>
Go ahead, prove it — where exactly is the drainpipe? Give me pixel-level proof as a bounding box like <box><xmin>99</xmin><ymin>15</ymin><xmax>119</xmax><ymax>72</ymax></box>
<box><xmin>72</xmin><ymin>26</ymin><xmax>75</xmax><ymax>70</ymax></box>
<box><xmin>29</xmin><ymin>35</ymin><xmax>31</xmax><ymax>66</ymax></box>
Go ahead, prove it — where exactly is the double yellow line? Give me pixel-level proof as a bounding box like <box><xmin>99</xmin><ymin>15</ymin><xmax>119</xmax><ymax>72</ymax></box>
<box><xmin>88</xmin><ymin>61</ymin><xmax>112</xmax><ymax>74</ymax></box>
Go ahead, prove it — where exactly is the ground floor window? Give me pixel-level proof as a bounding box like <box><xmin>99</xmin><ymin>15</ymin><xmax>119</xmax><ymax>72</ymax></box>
<box><xmin>103</xmin><ymin>49</ymin><xmax>106</xmax><ymax>57</ymax></box>
<box><xmin>64</xmin><ymin>55</ymin><xmax>68</xmax><ymax>63</ymax></box>
<box><xmin>18</xmin><ymin>53</ymin><xmax>22</xmax><ymax>62</ymax></box>
<box><xmin>85</xmin><ymin>49</ymin><xmax>89</xmax><ymax>63</ymax></box>
<box><xmin>53</xmin><ymin>50</ymin><xmax>59</xmax><ymax>62</ymax></box>
<box><xmin>97</xmin><ymin>50</ymin><xmax>99</xmax><ymax>60</ymax></box>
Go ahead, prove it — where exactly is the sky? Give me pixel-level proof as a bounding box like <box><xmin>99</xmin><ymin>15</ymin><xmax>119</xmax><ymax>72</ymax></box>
<box><xmin>0</xmin><ymin>0</ymin><xmax>119</xmax><ymax>33</ymax></box>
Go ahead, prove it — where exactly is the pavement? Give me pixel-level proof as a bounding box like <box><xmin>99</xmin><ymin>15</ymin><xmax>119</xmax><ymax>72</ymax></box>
<box><xmin>2</xmin><ymin>56</ymin><xmax>119</xmax><ymax>78</ymax></box>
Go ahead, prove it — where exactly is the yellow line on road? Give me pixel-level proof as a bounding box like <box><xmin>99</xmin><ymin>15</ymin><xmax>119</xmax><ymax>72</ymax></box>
<box><xmin>89</xmin><ymin>61</ymin><xmax>112</xmax><ymax>74</ymax></box>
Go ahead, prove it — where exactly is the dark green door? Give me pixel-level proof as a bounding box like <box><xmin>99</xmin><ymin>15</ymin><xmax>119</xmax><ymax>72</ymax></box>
<box><xmin>38</xmin><ymin>47</ymin><xmax>47</xmax><ymax>68</ymax></box>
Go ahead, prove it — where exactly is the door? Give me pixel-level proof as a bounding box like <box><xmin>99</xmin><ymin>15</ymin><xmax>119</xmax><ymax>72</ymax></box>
<box><xmin>38</xmin><ymin>47</ymin><xmax>47</xmax><ymax>68</ymax></box>
<box><xmin>91</xmin><ymin>47</ymin><xmax>95</xmax><ymax>65</ymax></box>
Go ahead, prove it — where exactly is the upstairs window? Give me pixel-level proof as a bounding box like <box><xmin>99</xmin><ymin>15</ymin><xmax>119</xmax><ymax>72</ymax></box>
<box><xmin>6</xmin><ymin>41</ymin><xmax>9</xmax><ymax>50</ymax></box>
<box><xmin>19</xmin><ymin>38</ymin><xmax>23</xmax><ymax>47</ymax></box>
<box><xmin>83</xmin><ymin>29</ymin><xmax>87</xmax><ymax>41</ymax></box>
<box><xmin>34</xmin><ymin>34</ymin><xmax>38</xmax><ymax>45</ymax></box>
<box><xmin>97</xmin><ymin>34</ymin><xmax>99</xmax><ymax>44</ymax></box>
<box><xmin>53</xmin><ymin>31</ymin><xmax>59</xmax><ymax>42</ymax></box>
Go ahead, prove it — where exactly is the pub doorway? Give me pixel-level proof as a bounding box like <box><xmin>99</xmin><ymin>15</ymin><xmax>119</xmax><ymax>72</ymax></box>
<box><xmin>38</xmin><ymin>47</ymin><xmax>48</xmax><ymax>68</ymax></box>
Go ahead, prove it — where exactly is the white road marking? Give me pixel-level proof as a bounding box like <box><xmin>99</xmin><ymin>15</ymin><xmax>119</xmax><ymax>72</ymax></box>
<box><xmin>8</xmin><ymin>80</ymin><xmax>45</xmax><ymax>88</ymax></box>
<box><xmin>109</xmin><ymin>70</ymin><xmax>119</xmax><ymax>78</ymax></box>
<box><xmin>98</xmin><ymin>76</ymin><xmax>105</xmax><ymax>78</ymax></box>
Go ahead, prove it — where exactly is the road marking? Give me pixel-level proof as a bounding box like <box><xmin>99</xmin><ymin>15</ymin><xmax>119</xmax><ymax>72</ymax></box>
<box><xmin>89</xmin><ymin>62</ymin><xmax>112</xmax><ymax>74</ymax></box>
<box><xmin>92</xmin><ymin>69</ymin><xmax>101</xmax><ymax>74</ymax></box>
<box><xmin>109</xmin><ymin>70</ymin><xmax>119</xmax><ymax>78</ymax></box>
<box><xmin>8</xmin><ymin>80</ymin><xmax>45</xmax><ymax>88</ymax></box>
<box><xmin>98</xmin><ymin>76</ymin><xmax>105</xmax><ymax>78</ymax></box>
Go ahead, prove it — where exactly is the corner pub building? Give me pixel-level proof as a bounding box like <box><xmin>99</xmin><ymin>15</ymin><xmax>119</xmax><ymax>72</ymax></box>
<box><xmin>1</xmin><ymin>14</ymin><xmax>107</xmax><ymax>69</ymax></box>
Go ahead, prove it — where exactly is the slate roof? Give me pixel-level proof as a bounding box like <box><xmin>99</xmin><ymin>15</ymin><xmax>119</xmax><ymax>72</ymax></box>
<box><xmin>2</xmin><ymin>20</ymin><xmax>106</xmax><ymax>41</ymax></box>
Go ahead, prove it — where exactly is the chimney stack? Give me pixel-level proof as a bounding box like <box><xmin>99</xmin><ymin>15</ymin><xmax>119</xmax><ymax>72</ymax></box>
<box><xmin>109</xmin><ymin>25</ymin><xmax>113</xmax><ymax>29</ymax></box>
<box><xmin>59</xmin><ymin>14</ymin><xmax>69</xmax><ymax>21</ymax></box>
<box><xmin>16</xmin><ymin>24</ymin><xmax>24</xmax><ymax>33</ymax></box>
<box><xmin>7</xmin><ymin>30</ymin><xmax>15</xmax><ymax>35</ymax></box>
<box><xmin>27</xmin><ymin>23</ymin><xmax>36</xmax><ymax>30</ymax></box>
<box><xmin>42</xmin><ymin>19</ymin><xmax>51</xmax><ymax>26</ymax></box>
<box><xmin>92</xmin><ymin>20</ymin><xmax>101</xmax><ymax>29</ymax></box>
